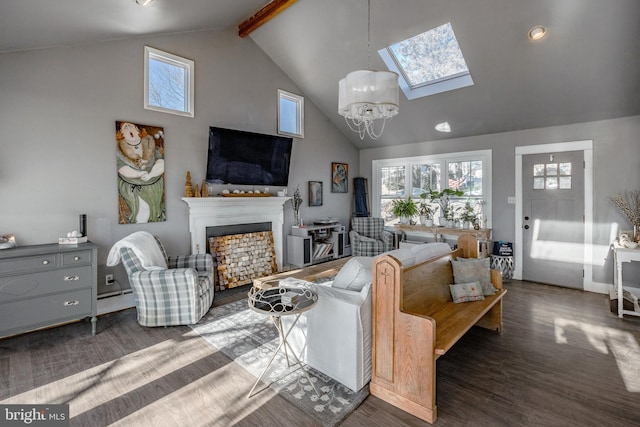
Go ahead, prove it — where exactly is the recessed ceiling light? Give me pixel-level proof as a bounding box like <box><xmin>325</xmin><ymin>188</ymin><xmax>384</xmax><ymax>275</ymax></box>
<box><xmin>528</xmin><ymin>26</ymin><xmax>547</xmax><ymax>41</ymax></box>
<box><xmin>136</xmin><ymin>0</ymin><xmax>155</xmax><ymax>5</ymax></box>
<box><xmin>435</xmin><ymin>122</ymin><xmax>451</xmax><ymax>133</ymax></box>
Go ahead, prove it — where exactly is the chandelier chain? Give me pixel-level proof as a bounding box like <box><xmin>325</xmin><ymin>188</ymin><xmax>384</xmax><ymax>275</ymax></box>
<box><xmin>367</xmin><ymin>0</ymin><xmax>371</xmax><ymax>69</ymax></box>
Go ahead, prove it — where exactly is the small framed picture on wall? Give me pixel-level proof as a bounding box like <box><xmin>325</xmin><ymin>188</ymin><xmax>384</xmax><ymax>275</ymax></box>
<box><xmin>331</xmin><ymin>162</ymin><xmax>348</xmax><ymax>193</ymax></box>
<box><xmin>308</xmin><ymin>181</ymin><xmax>323</xmax><ymax>206</ymax></box>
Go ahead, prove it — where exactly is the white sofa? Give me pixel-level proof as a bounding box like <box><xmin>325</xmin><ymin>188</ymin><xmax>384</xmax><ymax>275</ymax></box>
<box><xmin>280</xmin><ymin>242</ymin><xmax>452</xmax><ymax>392</ymax></box>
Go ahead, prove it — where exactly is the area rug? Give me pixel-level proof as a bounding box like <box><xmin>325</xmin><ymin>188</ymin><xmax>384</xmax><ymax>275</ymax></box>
<box><xmin>190</xmin><ymin>298</ymin><xmax>369</xmax><ymax>426</ymax></box>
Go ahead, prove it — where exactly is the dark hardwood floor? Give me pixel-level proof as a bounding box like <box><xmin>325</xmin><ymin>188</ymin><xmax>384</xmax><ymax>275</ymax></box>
<box><xmin>1</xmin><ymin>281</ymin><xmax>639</xmax><ymax>426</ymax></box>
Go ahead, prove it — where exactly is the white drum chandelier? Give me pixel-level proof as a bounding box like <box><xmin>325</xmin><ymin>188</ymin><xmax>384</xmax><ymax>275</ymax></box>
<box><xmin>338</xmin><ymin>0</ymin><xmax>399</xmax><ymax>140</ymax></box>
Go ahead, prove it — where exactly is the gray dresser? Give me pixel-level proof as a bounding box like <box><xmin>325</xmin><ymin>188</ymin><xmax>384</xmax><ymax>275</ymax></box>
<box><xmin>0</xmin><ymin>242</ymin><xmax>99</xmax><ymax>339</ymax></box>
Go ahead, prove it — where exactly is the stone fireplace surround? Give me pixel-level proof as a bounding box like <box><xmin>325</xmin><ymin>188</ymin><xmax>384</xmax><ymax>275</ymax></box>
<box><xmin>182</xmin><ymin>196</ymin><xmax>291</xmax><ymax>271</ymax></box>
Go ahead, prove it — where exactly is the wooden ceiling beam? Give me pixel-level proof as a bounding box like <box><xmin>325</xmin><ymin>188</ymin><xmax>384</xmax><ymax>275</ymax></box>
<box><xmin>238</xmin><ymin>0</ymin><xmax>297</xmax><ymax>38</ymax></box>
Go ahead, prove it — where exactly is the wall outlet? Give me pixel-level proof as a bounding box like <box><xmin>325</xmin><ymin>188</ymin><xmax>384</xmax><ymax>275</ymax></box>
<box><xmin>105</xmin><ymin>274</ymin><xmax>114</xmax><ymax>285</ymax></box>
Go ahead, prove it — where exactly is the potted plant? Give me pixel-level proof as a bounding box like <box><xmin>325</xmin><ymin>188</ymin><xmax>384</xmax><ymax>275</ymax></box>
<box><xmin>392</xmin><ymin>197</ymin><xmax>419</xmax><ymax>224</ymax></box>
<box><xmin>461</xmin><ymin>200</ymin><xmax>478</xmax><ymax>229</ymax></box>
<box><xmin>429</xmin><ymin>189</ymin><xmax>463</xmax><ymax>226</ymax></box>
<box><xmin>418</xmin><ymin>192</ymin><xmax>436</xmax><ymax>226</ymax></box>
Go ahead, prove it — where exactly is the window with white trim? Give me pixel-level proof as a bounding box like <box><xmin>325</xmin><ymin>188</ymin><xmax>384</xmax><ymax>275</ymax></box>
<box><xmin>372</xmin><ymin>150</ymin><xmax>492</xmax><ymax>227</ymax></box>
<box><xmin>144</xmin><ymin>46</ymin><xmax>194</xmax><ymax>117</ymax></box>
<box><xmin>278</xmin><ymin>89</ymin><xmax>304</xmax><ymax>138</ymax></box>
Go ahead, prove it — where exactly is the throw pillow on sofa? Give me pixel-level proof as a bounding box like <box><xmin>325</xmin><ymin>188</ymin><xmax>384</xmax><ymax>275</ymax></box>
<box><xmin>332</xmin><ymin>256</ymin><xmax>373</xmax><ymax>291</ymax></box>
<box><xmin>451</xmin><ymin>257</ymin><xmax>497</xmax><ymax>295</ymax></box>
<box><xmin>449</xmin><ymin>281</ymin><xmax>485</xmax><ymax>303</ymax></box>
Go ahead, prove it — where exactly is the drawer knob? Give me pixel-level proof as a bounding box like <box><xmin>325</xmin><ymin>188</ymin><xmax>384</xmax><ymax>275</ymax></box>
<box><xmin>42</xmin><ymin>260</ymin><xmax>50</xmax><ymax>265</ymax></box>
<box><xmin>64</xmin><ymin>300</ymin><xmax>79</xmax><ymax>306</ymax></box>
<box><xmin>64</xmin><ymin>275</ymin><xmax>80</xmax><ymax>281</ymax></box>
<box><xmin>74</xmin><ymin>256</ymin><xmax>80</xmax><ymax>261</ymax></box>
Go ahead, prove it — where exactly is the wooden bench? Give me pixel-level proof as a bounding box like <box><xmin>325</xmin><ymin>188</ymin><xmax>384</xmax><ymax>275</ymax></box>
<box><xmin>370</xmin><ymin>235</ymin><xmax>506</xmax><ymax>424</ymax></box>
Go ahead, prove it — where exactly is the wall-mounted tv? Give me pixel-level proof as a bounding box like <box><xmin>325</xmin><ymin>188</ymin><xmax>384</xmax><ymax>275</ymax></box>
<box><xmin>206</xmin><ymin>127</ymin><xmax>293</xmax><ymax>187</ymax></box>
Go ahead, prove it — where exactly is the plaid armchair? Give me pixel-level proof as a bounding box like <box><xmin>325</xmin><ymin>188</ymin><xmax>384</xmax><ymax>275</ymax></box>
<box><xmin>109</xmin><ymin>232</ymin><xmax>215</xmax><ymax>327</ymax></box>
<box><xmin>349</xmin><ymin>217</ymin><xmax>394</xmax><ymax>257</ymax></box>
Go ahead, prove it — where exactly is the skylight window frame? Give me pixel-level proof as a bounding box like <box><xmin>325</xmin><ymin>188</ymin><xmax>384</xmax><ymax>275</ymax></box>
<box><xmin>379</xmin><ymin>22</ymin><xmax>474</xmax><ymax>100</ymax></box>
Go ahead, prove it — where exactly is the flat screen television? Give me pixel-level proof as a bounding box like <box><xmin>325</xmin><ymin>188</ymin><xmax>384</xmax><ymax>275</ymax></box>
<box><xmin>206</xmin><ymin>127</ymin><xmax>293</xmax><ymax>187</ymax></box>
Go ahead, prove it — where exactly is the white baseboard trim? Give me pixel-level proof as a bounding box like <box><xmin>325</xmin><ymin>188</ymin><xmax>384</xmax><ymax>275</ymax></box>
<box><xmin>97</xmin><ymin>292</ymin><xmax>135</xmax><ymax>315</ymax></box>
<box><xmin>583</xmin><ymin>280</ymin><xmax>611</xmax><ymax>295</ymax></box>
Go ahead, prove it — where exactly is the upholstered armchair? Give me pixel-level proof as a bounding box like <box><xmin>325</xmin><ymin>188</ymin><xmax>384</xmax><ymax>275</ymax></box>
<box><xmin>349</xmin><ymin>217</ymin><xmax>394</xmax><ymax>257</ymax></box>
<box><xmin>107</xmin><ymin>231</ymin><xmax>214</xmax><ymax>327</ymax></box>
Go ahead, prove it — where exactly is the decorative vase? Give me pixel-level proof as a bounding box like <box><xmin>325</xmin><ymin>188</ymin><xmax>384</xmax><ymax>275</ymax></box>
<box><xmin>463</xmin><ymin>221</ymin><xmax>470</xmax><ymax>230</ymax></box>
<box><xmin>446</xmin><ymin>219</ymin><xmax>455</xmax><ymax>228</ymax></box>
<box><xmin>294</xmin><ymin>209</ymin><xmax>302</xmax><ymax>226</ymax></box>
<box><xmin>438</xmin><ymin>216</ymin><xmax>446</xmax><ymax>226</ymax></box>
<box><xmin>399</xmin><ymin>216</ymin><xmax>411</xmax><ymax>225</ymax></box>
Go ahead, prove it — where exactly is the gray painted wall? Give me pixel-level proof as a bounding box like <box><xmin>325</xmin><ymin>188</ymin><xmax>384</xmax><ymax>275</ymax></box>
<box><xmin>0</xmin><ymin>28</ymin><xmax>357</xmax><ymax>288</ymax></box>
<box><xmin>360</xmin><ymin>115</ymin><xmax>640</xmax><ymax>287</ymax></box>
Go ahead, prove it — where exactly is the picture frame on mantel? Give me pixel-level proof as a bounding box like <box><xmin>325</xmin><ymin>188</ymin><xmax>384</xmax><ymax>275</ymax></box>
<box><xmin>309</xmin><ymin>181</ymin><xmax>323</xmax><ymax>206</ymax></box>
<box><xmin>331</xmin><ymin>162</ymin><xmax>348</xmax><ymax>193</ymax></box>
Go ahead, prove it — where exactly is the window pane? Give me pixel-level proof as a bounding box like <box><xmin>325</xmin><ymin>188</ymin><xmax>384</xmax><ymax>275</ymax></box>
<box><xmin>533</xmin><ymin>164</ymin><xmax>545</xmax><ymax>176</ymax></box>
<box><xmin>467</xmin><ymin>160</ymin><xmax>483</xmax><ymax>196</ymax></box>
<box><xmin>448</xmin><ymin>161</ymin><xmax>466</xmax><ymax>190</ymax></box>
<box><xmin>380</xmin><ymin>199</ymin><xmax>396</xmax><ymax>225</ymax></box>
<box><xmin>278</xmin><ymin>90</ymin><xmax>304</xmax><ymax>137</ymax></box>
<box><xmin>148</xmin><ymin>58</ymin><xmax>186</xmax><ymax>111</ymax></box>
<box><xmin>381</xmin><ymin>166</ymin><xmax>406</xmax><ymax>196</ymax></box>
<box><xmin>546</xmin><ymin>177</ymin><xmax>558</xmax><ymax>189</ymax></box>
<box><xmin>534</xmin><ymin>177</ymin><xmax>545</xmax><ymax>189</ymax></box>
<box><xmin>411</xmin><ymin>163</ymin><xmax>440</xmax><ymax>196</ymax></box>
<box><xmin>559</xmin><ymin>176</ymin><xmax>572</xmax><ymax>189</ymax></box>
<box><xmin>448</xmin><ymin>160</ymin><xmax>482</xmax><ymax>196</ymax></box>
<box><xmin>546</xmin><ymin>163</ymin><xmax>558</xmax><ymax>176</ymax></box>
<box><xmin>278</xmin><ymin>97</ymin><xmax>298</xmax><ymax>135</ymax></box>
<box><xmin>559</xmin><ymin>162</ymin><xmax>572</xmax><ymax>175</ymax></box>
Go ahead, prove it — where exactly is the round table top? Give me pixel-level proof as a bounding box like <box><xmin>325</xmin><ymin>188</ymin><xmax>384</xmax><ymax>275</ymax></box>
<box><xmin>248</xmin><ymin>284</ymin><xmax>318</xmax><ymax>317</ymax></box>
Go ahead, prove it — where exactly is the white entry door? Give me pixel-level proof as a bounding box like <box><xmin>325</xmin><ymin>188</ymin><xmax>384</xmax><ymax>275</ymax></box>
<box><xmin>522</xmin><ymin>151</ymin><xmax>584</xmax><ymax>288</ymax></box>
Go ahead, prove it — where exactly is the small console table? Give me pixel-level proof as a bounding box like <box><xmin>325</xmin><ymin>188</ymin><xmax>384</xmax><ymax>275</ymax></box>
<box><xmin>0</xmin><ymin>242</ymin><xmax>99</xmax><ymax>338</ymax></box>
<box><xmin>394</xmin><ymin>224</ymin><xmax>492</xmax><ymax>257</ymax></box>
<box><xmin>612</xmin><ymin>245</ymin><xmax>640</xmax><ymax>318</ymax></box>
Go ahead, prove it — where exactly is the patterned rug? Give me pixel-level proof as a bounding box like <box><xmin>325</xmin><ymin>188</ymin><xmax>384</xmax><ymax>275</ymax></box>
<box><xmin>190</xmin><ymin>298</ymin><xmax>369</xmax><ymax>426</ymax></box>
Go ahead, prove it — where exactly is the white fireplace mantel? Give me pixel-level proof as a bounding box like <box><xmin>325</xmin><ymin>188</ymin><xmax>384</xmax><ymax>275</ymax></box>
<box><xmin>182</xmin><ymin>196</ymin><xmax>291</xmax><ymax>271</ymax></box>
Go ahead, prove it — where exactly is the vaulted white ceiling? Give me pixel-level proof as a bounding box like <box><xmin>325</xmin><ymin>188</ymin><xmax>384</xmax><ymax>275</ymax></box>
<box><xmin>3</xmin><ymin>0</ymin><xmax>640</xmax><ymax>149</ymax></box>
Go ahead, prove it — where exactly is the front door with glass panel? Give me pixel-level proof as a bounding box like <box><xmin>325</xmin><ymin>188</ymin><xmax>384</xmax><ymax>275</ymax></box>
<box><xmin>522</xmin><ymin>151</ymin><xmax>584</xmax><ymax>288</ymax></box>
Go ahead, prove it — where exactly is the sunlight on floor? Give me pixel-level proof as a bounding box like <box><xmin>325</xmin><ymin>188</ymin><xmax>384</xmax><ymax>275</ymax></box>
<box><xmin>554</xmin><ymin>317</ymin><xmax>640</xmax><ymax>392</ymax></box>
<box><xmin>110</xmin><ymin>363</ymin><xmax>272</xmax><ymax>426</ymax></box>
<box><xmin>1</xmin><ymin>334</ymin><xmax>213</xmax><ymax>418</ymax></box>
<box><xmin>529</xmin><ymin>220</ymin><xmax>618</xmax><ymax>266</ymax></box>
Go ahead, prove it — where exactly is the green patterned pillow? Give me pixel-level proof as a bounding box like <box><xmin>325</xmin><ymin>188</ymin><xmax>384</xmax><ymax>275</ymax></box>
<box><xmin>451</xmin><ymin>257</ymin><xmax>497</xmax><ymax>296</ymax></box>
<box><xmin>449</xmin><ymin>281</ymin><xmax>485</xmax><ymax>303</ymax></box>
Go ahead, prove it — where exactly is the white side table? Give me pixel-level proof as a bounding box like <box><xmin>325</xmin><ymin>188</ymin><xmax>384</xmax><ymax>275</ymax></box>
<box><xmin>612</xmin><ymin>245</ymin><xmax>640</xmax><ymax>318</ymax></box>
<box><xmin>247</xmin><ymin>283</ymin><xmax>319</xmax><ymax>397</ymax></box>
<box><xmin>490</xmin><ymin>255</ymin><xmax>514</xmax><ymax>282</ymax></box>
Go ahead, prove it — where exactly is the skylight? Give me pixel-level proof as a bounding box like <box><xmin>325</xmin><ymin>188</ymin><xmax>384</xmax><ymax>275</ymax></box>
<box><xmin>379</xmin><ymin>22</ymin><xmax>474</xmax><ymax>100</ymax></box>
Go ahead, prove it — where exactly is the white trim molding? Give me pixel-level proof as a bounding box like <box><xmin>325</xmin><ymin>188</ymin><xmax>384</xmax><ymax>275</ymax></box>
<box><xmin>514</xmin><ymin>140</ymin><xmax>598</xmax><ymax>292</ymax></box>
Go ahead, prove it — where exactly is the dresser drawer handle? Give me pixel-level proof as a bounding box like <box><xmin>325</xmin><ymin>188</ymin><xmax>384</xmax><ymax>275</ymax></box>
<box><xmin>74</xmin><ymin>256</ymin><xmax>81</xmax><ymax>261</ymax></box>
<box><xmin>64</xmin><ymin>275</ymin><xmax>80</xmax><ymax>281</ymax></box>
<box><xmin>64</xmin><ymin>300</ymin><xmax>79</xmax><ymax>306</ymax></box>
<box><xmin>42</xmin><ymin>260</ymin><xmax>50</xmax><ymax>265</ymax></box>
